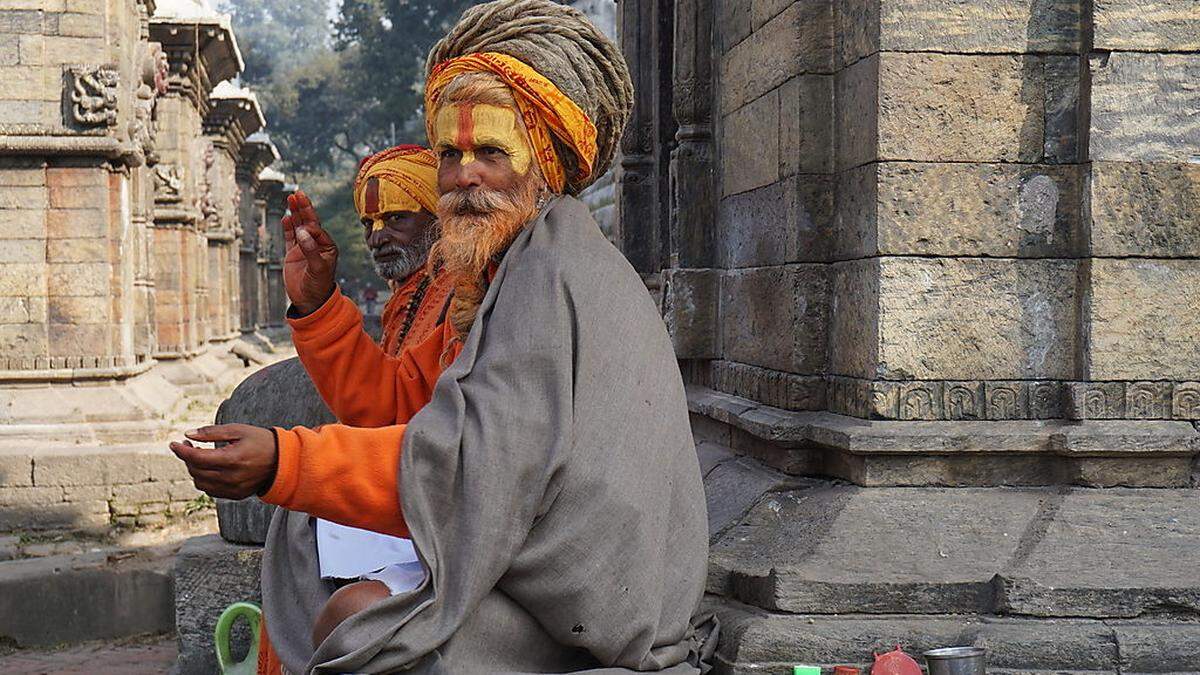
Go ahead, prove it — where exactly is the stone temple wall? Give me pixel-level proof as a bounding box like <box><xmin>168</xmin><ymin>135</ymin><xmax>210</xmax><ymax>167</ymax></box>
<box><xmin>0</xmin><ymin>0</ymin><xmax>291</xmax><ymax>532</ymax></box>
<box><xmin>618</xmin><ymin>1</ymin><xmax>1200</xmax><ymax>669</ymax></box>
<box><xmin>625</xmin><ymin>0</ymin><xmax>1200</xmax><ymax>490</ymax></box>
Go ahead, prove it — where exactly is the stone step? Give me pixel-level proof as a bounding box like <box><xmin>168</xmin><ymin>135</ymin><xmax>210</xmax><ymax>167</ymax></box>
<box><xmin>0</xmin><ymin>544</ymin><xmax>177</xmax><ymax>648</ymax></box>
<box><xmin>688</xmin><ymin>385</ymin><xmax>1200</xmax><ymax>488</ymax></box>
<box><xmin>709</xmin><ymin>599</ymin><xmax>1200</xmax><ymax>674</ymax></box>
<box><xmin>707</xmin><ymin>482</ymin><xmax>1200</xmax><ymax>620</ymax></box>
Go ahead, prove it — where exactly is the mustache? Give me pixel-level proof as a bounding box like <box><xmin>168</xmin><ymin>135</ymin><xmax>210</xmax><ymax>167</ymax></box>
<box><xmin>438</xmin><ymin>186</ymin><xmax>522</xmax><ymax>217</ymax></box>
<box><xmin>371</xmin><ymin>242</ymin><xmax>420</xmax><ymax>260</ymax></box>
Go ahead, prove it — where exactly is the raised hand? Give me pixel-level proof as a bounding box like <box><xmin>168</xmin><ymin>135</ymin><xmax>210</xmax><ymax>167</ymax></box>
<box><xmin>170</xmin><ymin>424</ymin><xmax>278</xmax><ymax>500</ymax></box>
<box><xmin>282</xmin><ymin>190</ymin><xmax>339</xmax><ymax>315</ymax></box>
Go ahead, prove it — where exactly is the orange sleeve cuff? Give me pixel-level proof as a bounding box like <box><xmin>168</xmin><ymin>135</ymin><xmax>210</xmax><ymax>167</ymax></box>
<box><xmin>287</xmin><ymin>286</ymin><xmax>362</xmax><ymax>346</ymax></box>
<box><xmin>261</xmin><ymin>427</ymin><xmax>300</xmax><ymax>506</ymax></box>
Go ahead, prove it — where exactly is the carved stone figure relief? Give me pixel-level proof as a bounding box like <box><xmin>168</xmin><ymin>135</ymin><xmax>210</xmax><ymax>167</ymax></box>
<box><xmin>68</xmin><ymin>66</ymin><xmax>120</xmax><ymax>128</ymax></box>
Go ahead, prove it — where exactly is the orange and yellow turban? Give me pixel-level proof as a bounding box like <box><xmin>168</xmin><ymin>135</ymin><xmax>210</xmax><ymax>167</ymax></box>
<box><xmin>424</xmin><ymin>52</ymin><xmax>598</xmax><ymax>195</ymax></box>
<box><xmin>353</xmin><ymin>145</ymin><xmax>440</xmax><ymax>226</ymax></box>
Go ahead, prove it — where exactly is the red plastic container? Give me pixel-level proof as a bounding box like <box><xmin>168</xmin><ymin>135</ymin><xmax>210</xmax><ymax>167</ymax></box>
<box><xmin>870</xmin><ymin>646</ymin><xmax>922</xmax><ymax>675</ymax></box>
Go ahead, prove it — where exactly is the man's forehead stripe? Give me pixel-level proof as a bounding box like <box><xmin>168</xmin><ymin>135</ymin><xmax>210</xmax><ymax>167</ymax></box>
<box><xmin>457</xmin><ymin>103</ymin><xmax>474</xmax><ymax>147</ymax></box>
<box><xmin>364</xmin><ymin>177</ymin><xmax>380</xmax><ymax>214</ymax></box>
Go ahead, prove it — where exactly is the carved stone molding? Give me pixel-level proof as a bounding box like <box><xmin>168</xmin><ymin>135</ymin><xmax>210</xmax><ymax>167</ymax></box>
<box><xmin>67</xmin><ymin>65</ymin><xmax>120</xmax><ymax>129</ymax></box>
<box><xmin>821</xmin><ymin>376</ymin><xmax>1200</xmax><ymax>421</ymax></box>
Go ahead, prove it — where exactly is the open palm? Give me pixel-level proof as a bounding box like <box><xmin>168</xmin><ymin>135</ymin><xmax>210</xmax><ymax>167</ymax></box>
<box><xmin>281</xmin><ymin>190</ymin><xmax>339</xmax><ymax>315</ymax></box>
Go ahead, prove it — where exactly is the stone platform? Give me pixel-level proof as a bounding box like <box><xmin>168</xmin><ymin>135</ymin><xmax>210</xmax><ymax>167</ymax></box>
<box><xmin>690</xmin><ymin>386</ymin><xmax>1200</xmax><ymax>488</ymax></box>
<box><xmin>701</xmin><ymin>441</ymin><xmax>1200</xmax><ymax>672</ymax></box>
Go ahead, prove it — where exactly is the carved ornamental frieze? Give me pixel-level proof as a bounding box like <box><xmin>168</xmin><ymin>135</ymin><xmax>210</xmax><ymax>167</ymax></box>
<box><xmin>67</xmin><ymin>65</ymin><xmax>120</xmax><ymax>128</ymax></box>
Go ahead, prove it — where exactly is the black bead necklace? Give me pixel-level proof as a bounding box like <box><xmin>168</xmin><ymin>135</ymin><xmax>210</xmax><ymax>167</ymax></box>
<box><xmin>392</xmin><ymin>274</ymin><xmax>432</xmax><ymax>354</ymax></box>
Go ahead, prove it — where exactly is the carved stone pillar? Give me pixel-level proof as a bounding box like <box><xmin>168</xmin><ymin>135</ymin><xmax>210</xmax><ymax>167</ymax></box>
<box><xmin>668</xmin><ymin>0</ymin><xmax>715</xmax><ymax>269</ymax></box>
<box><xmin>234</xmin><ymin>132</ymin><xmax>277</xmax><ymax>336</ymax></box>
<box><xmin>256</xmin><ymin>168</ymin><xmax>289</xmax><ymax>329</ymax></box>
<box><xmin>617</xmin><ymin>0</ymin><xmax>675</xmax><ymax>275</ymax></box>
<box><xmin>204</xmin><ymin>84</ymin><xmax>265</xmax><ymax>341</ymax></box>
<box><xmin>149</xmin><ymin>7</ymin><xmax>242</xmax><ymax>357</ymax></box>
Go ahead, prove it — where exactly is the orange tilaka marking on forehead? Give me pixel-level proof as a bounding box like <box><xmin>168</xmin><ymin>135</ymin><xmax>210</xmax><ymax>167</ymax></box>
<box><xmin>456</xmin><ymin>104</ymin><xmax>474</xmax><ymax>147</ymax></box>
<box><xmin>364</xmin><ymin>177</ymin><xmax>380</xmax><ymax>214</ymax></box>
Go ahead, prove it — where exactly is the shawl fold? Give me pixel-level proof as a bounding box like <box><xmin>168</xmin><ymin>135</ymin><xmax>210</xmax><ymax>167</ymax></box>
<box><xmin>262</xmin><ymin>196</ymin><xmax>713</xmax><ymax>674</ymax></box>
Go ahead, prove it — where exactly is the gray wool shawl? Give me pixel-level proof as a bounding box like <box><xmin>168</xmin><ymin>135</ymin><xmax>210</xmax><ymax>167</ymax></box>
<box><xmin>261</xmin><ymin>196</ymin><xmax>714</xmax><ymax>674</ymax></box>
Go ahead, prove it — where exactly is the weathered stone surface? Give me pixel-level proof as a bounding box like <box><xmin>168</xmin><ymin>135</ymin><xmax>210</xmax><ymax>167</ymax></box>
<box><xmin>1089</xmin><ymin>161</ymin><xmax>1200</xmax><ymax>257</ymax></box>
<box><xmin>710</xmin><ymin>486</ymin><xmax>1037</xmax><ymax>614</ymax></box>
<box><xmin>710</xmin><ymin>605</ymin><xmax>1127</xmax><ymax>672</ymax></box>
<box><xmin>835</xmin><ymin>0</ymin><xmax>880</xmax><ymax>67</ymax></box>
<box><xmin>718</xmin><ymin>175</ymin><xmax>833</xmax><ymax>268</ymax></box>
<box><xmin>1113</xmin><ymin>622</ymin><xmax>1200</xmax><ymax>673</ymax></box>
<box><xmin>1090</xmin><ymin>53</ymin><xmax>1200</xmax><ymax>163</ymax></box>
<box><xmin>174</xmin><ymin>535</ymin><xmax>263</xmax><ymax>675</ymax></box>
<box><xmin>1085</xmin><ymin>259</ymin><xmax>1200</xmax><ymax>381</ymax></box>
<box><xmin>835</xmin><ymin>52</ymin><xmax>1078</xmax><ymax>169</ymax></box>
<box><xmin>876</xmin><ymin>257</ymin><xmax>1078</xmax><ymax>381</ymax></box>
<box><xmin>999</xmin><ymin>489</ymin><xmax>1200</xmax><ymax>618</ymax></box>
<box><xmin>720</xmin><ymin>89</ymin><xmax>779</xmax><ymax>197</ymax></box>
<box><xmin>719</xmin><ymin>0</ymin><xmax>834</xmax><ymax>114</ymax></box>
<box><xmin>1094</xmin><ymin>0</ymin><xmax>1200</xmax><ymax>51</ymax></box>
<box><xmin>0</xmin><ymin>549</ymin><xmax>175</xmax><ymax>647</ymax></box>
<box><xmin>833</xmin><ymin>54</ymin><xmax>880</xmax><ymax>171</ymax></box>
<box><xmin>215</xmin><ymin>356</ymin><xmax>335</xmax><ymax>431</ymax></box>
<box><xmin>827</xmin><ymin>259</ymin><xmax>879</xmax><ymax>379</ymax></box>
<box><xmin>721</xmin><ymin>265</ymin><xmax>829</xmax><ymax>375</ymax></box>
<box><xmin>835</xmin><ymin>162</ymin><xmax>1083</xmax><ymax>259</ymax></box>
<box><xmin>716</xmin><ymin>0</ymin><xmax>751</xmax><ymax>52</ymax></box>
<box><xmin>0</xmin><ymin>453</ymin><xmax>32</xmax><ymax>487</ymax></box>
<box><xmin>702</xmin><ymin>452</ymin><xmax>804</xmax><ymax>540</ymax></box>
<box><xmin>836</xmin><ymin>0</ymin><xmax>1083</xmax><ymax>66</ymax></box>
<box><xmin>663</xmin><ymin>268</ymin><xmax>721</xmax><ymax>360</ymax></box>
<box><xmin>779</xmin><ymin>75</ymin><xmax>833</xmax><ymax>177</ymax></box>
<box><xmin>694</xmin><ymin>360</ymin><xmax>826</xmax><ymax>413</ymax></box>
<box><xmin>876</xmin><ymin>53</ymin><xmax>1051</xmax><ymax>164</ymax></box>
<box><xmin>879</xmin><ymin>0</ymin><xmax>1082</xmax><ymax>54</ymax></box>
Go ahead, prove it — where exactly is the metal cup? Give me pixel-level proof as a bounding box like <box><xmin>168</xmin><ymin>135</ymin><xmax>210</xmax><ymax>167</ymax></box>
<box><xmin>923</xmin><ymin>646</ymin><xmax>986</xmax><ymax>675</ymax></box>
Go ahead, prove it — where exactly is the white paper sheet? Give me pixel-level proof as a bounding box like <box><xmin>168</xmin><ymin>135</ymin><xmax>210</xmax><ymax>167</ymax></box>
<box><xmin>315</xmin><ymin>518</ymin><xmax>422</xmax><ymax>583</ymax></box>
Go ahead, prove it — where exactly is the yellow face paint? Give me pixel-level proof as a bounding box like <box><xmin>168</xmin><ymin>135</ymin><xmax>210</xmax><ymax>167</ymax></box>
<box><xmin>356</xmin><ymin>176</ymin><xmax>422</xmax><ymax>232</ymax></box>
<box><xmin>433</xmin><ymin>103</ymin><xmax>533</xmax><ymax>175</ymax></box>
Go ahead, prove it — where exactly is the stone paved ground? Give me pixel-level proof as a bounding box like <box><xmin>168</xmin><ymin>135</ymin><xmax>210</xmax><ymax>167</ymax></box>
<box><xmin>0</xmin><ymin>633</ymin><xmax>176</xmax><ymax>674</ymax></box>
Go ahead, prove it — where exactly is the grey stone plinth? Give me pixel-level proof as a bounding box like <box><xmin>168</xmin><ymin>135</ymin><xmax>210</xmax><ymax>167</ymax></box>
<box><xmin>687</xmin><ymin>385</ymin><xmax>1200</xmax><ymax>487</ymax></box>
<box><xmin>213</xmin><ymin>356</ymin><xmax>335</xmax><ymax>544</ymax></box>
<box><xmin>0</xmin><ymin>548</ymin><xmax>174</xmax><ymax>647</ymax></box>
<box><xmin>174</xmin><ymin>534</ymin><xmax>263</xmax><ymax>675</ymax></box>
<box><xmin>216</xmin><ymin>497</ymin><xmax>275</xmax><ymax>545</ymax></box>
<box><xmin>708</xmin><ymin>602</ymin><xmax>1200</xmax><ymax>673</ymax></box>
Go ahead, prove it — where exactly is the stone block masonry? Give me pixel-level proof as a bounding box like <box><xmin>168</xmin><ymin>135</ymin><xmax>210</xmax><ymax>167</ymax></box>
<box><xmin>0</xmin><ymin>446</ymin><xmax>203</xmax><ymax>533</ymax></box>
<box><xmin>679</xmin><ymin>0</ymin><xmax>1200</xmax><ymax>424</ymax></box>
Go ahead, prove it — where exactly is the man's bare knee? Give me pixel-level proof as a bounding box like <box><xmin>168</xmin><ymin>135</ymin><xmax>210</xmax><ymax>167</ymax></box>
<box><xmin>312</xmin><ymin>580</ymin><xmax>390</xmax><ymax>648</ymax></box>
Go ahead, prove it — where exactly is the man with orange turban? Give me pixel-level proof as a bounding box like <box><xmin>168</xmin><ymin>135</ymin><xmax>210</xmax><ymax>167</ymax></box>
<box><xmin>171</xmin><ymin>2</ymin><xmax>713</xmax><ymax>673</ymax></box>
<box><xmin>352</xmin><ymin>145</ymin><xmax>454</xmax><ymax>357</ymax></box>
